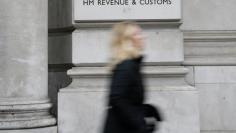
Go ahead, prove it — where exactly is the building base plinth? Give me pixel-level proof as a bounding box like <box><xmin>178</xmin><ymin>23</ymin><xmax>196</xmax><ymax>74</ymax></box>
<box><xmin>0</xmin><ymin>126</ymin><xmax>57</xmax><ymax>133</ymax></box>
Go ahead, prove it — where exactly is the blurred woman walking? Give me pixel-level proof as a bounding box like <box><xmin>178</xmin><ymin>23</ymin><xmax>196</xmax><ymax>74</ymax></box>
<box><xmin>103</xmin><ymin>22</ymin><xmax>162</xmax><ymax>133</ymax></box>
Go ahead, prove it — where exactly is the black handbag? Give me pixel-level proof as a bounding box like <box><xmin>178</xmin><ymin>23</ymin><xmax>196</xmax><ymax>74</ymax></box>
<box><xmin>143</xmin><ymin>104</ymin><xmax>164</xmax><ymax>133</ymax></box>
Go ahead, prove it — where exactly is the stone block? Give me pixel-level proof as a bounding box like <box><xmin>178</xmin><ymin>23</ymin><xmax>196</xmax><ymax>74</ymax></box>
<box><xmin>196</xmin><ymin>84</ymin><xmax>236</xmax><ymax>130</ymax></box>
<box><xmin>201</xmin><ymin>131</ymin><xmax>236</xmax><ymax>133</ymax></box>
<box><xmin>58</xmin><ymin>90</ymin><xmax>107</xmax><ymax>133</ymax></box>
<box><xmin>48</xmin><ymin>0</ymin><xmax>72</xmax><ymax>29</ymax></box>
<box><xmin>0</xmin><ymin>126</ymin><xmax>57</xmax><ymax>133</ymax></box>
<box><xmin>48</xmin><ymin>33</ymin><xmax>72</xmax><ymax>64</ymax></box>
<box><xmin>183</xmin><ymin>31</ymin><xmax>236</xmax><ymax>66</ymax></box>
<box><xmin>72</xmin><ymin>28</ymin><xmax>183</xmax><ymax>65</ymax></box>
<box><xmin>181</xmin><ymin>0</ymin><xmax>236</xmax><ymax>30</ymax></box>
<box><xmin>58</xmin><ymin>88</ymin><xmax>199</xmax><ymax>133</ymax></box>
<box><xmin>195</xmin><ymin>66</ymin><xmax>236</xmax><ymax>84</ymax></box>
<box><xmin>72</xmin><ymin>29</ymin><xmax>110</xmax><ymax>65</ymax></box>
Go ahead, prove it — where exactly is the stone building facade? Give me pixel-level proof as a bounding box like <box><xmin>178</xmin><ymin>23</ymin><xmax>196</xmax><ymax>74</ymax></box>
<box><xmin>0</xmin><ymin>0</ymin><xmax>236</xmax><ymax>133</ymax></box>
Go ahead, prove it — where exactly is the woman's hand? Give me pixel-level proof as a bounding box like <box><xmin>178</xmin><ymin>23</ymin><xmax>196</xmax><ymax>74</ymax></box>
<box><xmin>143</xmin><ymin>104</ymin><xmax>164</xmax><ymax>121</ymax></box>
<box><xmin>144</xmin><ymin>117</ymin><xmax>156</xmax><ymax>133</ymax></box>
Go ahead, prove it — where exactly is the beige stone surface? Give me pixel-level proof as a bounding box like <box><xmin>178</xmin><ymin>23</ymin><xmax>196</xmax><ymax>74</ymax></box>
<box><xmin>0</xmin><ymin>126</ymin><xmax>57</xmax><ymax>133</ymax></box>
<box><xmin>181</xmin><ymin>0</ymin><xmax>236</xmax><ymax>30</ymax></box>
<box><xmin>58</xmin><ymin>88</ymin><xmax>199</xmax><ymax>133</ymax></box>
<box><xmin>197</xmin><ymin>84</ymin><xmax>236</xmax><ymax>130</ymax></box>
<box><xmin>72</xmin><ymin>28</ymin><xmax>183</xmax><ymax>65</ymax></box>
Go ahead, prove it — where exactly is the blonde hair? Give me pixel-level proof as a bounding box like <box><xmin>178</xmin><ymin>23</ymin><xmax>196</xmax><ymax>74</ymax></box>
<box><xmin>108</xmin><ymin>21</ymin><xmax>142</xmax><ymax>70</ymax></box>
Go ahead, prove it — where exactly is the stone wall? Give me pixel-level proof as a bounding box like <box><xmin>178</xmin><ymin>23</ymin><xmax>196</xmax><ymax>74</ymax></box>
<box><xmin>182</xmin><ymin>0</ymin><xmax>236</xmax><ymax>133</ymax></box>
<box><xmin>58</xmin><ymin>0</ymin><xmax>200</xmax><ymax>133</ymax></box>
<box><xmin>47</xmin><ymin>0</ymin><xmax>236</xmax><ymax>133</ymax></box>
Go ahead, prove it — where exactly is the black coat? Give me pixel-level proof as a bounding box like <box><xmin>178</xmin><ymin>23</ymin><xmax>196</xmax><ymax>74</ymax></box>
<box><xmin>103</xmin><ymin>56</ymin><xmax>149</xmax><ymax>133</ymax></box>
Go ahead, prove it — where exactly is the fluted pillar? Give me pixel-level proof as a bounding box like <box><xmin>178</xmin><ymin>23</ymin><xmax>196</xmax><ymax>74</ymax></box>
<box><xmin>0</xmin><ymin>0</ymin><xmax>56</xmax><ymax>129</ymax></box>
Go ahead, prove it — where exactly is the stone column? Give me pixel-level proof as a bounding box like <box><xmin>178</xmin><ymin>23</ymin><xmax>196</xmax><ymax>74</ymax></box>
<box><xmin>0</xmin><ymin>0</ymin><xmax>56</xmax><ymax>129</ymax></box>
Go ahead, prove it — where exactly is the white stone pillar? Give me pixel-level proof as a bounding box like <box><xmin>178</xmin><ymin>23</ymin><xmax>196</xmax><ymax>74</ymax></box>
<box><xmin>0</xmin><ymin>0</ymin><xmax>56</xmax><ymax>129</ymax></box>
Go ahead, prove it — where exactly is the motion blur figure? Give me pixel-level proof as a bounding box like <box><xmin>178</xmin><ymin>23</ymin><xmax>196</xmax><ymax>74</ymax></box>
<box><xmin>103</xmin><ymin>22</ymin><xmax>163</xmax><ymax>133</ymax></box>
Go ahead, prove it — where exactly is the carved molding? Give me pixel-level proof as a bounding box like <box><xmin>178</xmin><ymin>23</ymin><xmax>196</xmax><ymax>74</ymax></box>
<box><xmin>183</xmin><ymin>30</ymin><xmax>236</xmax><ymax>65</ymax></box>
